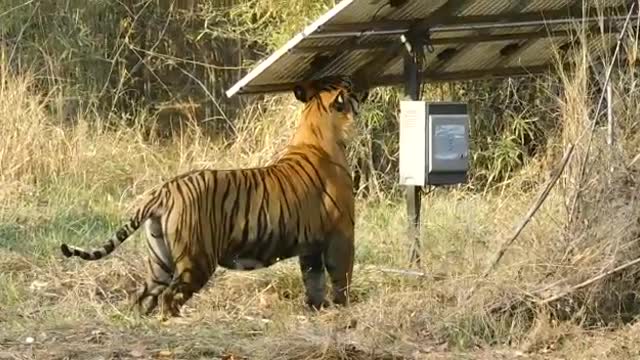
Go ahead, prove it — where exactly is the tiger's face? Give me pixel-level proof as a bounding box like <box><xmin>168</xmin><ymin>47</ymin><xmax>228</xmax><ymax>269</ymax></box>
<box><xmin>293</xmin><ymin>77</ymin><xmax>369</xmax><ymax>137</ymax></box>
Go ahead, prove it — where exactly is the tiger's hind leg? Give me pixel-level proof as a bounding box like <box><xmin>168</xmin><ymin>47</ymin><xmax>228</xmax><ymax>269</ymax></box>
<box><xmin>135</xmin><ymin>217</ymin><xmax>174</xmax><ymax>315</ymax></box>
<box><xmin>160</xmin><ymin>257</ymin><xmax>213</xmax><ymax>317</ymax></box>
<box><xmin>323</xmin><ymin>231</ymin><xmax>354</xmax><ymax>306</ymax></box>
<box><xmin>299</xmin><ymin>252</ymin><xmax>329</xmax><ymax>310</ymax></box>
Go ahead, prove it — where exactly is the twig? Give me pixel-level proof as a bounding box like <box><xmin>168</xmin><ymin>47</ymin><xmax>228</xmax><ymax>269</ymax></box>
<box><xmin>129</xmin><ymin>45</ymin><xmax>247</xmax><ymax>70</ymax></box>
<box><xmin>538</xmin><ymin>251</ymin><xmax>640</xmax><ymax>305</ymax></box>
<box><xmin>375</xmin><ymin>267</ymin><xmax>428</xmax><ymax>277</ymax></box>
<box><xmin>7</xmin><ymin>1</ymin><xmax>38</xmax><ymax>66</ymax></box>
<box><xmin>628</xmin><ymin>152</ymin><xmax>640</xmax><ymax>167</ymax></box>
<box><xmin>568</xmin><ymin>2</ymin><xmax>637</xmax><ymax>224</ymax></box>
<box><xmin>483</xmin><ymin>144</ymin><xmax>575</xmax><ymax>277</ymax></box>
<box><xmin>463</xmin><ymin>144</ymin><xmax>575</xmax><ymax>301</ymax></box>
<box><xmin>0</xmin><ymin>0</ymin><xmax>34</xmax><ymax>18</ymax></box>
<box><xmin>367</xmin><ymin>266</ymin><xmax>446</xmax><ymax>280</ymax></box>
<box><xmin>98</xmin><ymin>0</ymin><xmax>152</xmax><ymax>104</ymax></box>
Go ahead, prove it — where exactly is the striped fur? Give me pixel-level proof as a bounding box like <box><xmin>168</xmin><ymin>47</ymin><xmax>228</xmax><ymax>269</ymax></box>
<box><xmin>60</xmin><ymin>76</ymin><xmax>367</xmax><ymax>317</ymax></box>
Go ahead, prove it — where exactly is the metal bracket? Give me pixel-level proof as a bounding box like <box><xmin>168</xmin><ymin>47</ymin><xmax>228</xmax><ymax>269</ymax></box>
<box><xmin>401</xmin><ymin>28</ymin><xmax>431</xmax><ymax>57</ymax></box>
<box><xmin>402</xmin><ymin>30</ymin><xmax>429</xmax><ymax>101</ymax></box>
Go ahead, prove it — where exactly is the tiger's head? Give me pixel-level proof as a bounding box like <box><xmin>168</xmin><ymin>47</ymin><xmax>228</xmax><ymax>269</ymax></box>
<box><xmin>292</xmin><ymin>76</ymin><xmax>369</xmax><ymax>143</ymax></box>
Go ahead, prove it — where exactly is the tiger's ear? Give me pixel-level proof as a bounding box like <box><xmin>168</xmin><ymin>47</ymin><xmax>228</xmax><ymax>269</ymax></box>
<box><xmin>293</xmin><ymin>81</ymin><xmax>318</xmax><ymax>103</ymax></box>
<box><xmin>293</xmin><ymin>85</ymin><xmax>308</xmax><ymax>102</ymax></box>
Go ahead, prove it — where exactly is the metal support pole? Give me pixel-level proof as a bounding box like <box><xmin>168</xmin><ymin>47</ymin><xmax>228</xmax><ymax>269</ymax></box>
<box><xmin>403</xmin><ymin>34</ymin><xmax>424</xmax><ymax>265</ymax></box>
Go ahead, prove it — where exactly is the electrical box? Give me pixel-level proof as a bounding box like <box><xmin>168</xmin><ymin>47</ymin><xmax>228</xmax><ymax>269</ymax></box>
<box><xmin>399</xmin><ymin>101</ymin><xmax>469</xmax><ymax>186</ymax></box>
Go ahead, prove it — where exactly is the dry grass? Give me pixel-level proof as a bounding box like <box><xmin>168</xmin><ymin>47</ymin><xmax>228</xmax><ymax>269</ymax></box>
<box><xmin>3</xmin><ymin>10</ymin><xmax>640</xmax><ymax>360</ymax></box>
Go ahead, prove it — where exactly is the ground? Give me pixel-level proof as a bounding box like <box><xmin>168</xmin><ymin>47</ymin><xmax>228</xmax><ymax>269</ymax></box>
<box><xmin>2</xmin><ymin>192</ymin><xmax>640</xmax><ymax>360</ymax></box>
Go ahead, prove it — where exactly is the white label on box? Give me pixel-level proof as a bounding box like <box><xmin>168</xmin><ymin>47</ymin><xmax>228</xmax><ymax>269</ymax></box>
<box><xmin>399</xmin><ymin>100</ymin><xmax>425</xmax><ymax>186</ymax></box>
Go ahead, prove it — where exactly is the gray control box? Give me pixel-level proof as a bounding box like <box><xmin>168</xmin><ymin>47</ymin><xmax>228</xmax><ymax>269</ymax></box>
<box><xmin>399</xmin><ymin>101</ymin><xmax>469</xmax><ymax>186</ymax></box>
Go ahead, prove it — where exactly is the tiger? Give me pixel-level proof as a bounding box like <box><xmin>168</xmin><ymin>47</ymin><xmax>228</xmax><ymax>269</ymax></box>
<box><xmin>59</xmin><ymin>76</ymin><xmax>369</xmax><ymax>317</ymax></box>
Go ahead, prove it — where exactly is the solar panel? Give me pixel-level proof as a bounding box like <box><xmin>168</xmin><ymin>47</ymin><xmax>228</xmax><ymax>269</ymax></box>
<box><xmin>226</xmin><ymin>0</ymin><xmax>636</xmax><ymax>97</ymax></box>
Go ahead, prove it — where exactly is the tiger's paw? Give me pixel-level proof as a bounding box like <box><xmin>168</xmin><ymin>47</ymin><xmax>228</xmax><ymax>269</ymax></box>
<box><xmin>306</xmin><ymin>298</ymin><xmax>330</xmax><ymax>311</ymax></box>
<box><xmin>159</xmin><ymin>292</ymin><xmax>186</xmax><ymax>319</ymax></box>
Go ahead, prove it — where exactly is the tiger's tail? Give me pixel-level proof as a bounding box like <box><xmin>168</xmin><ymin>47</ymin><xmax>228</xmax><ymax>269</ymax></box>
<box><xmin>60</xmin><ymin>191</ymin><xmax>161</xmax><ymax>261</ymax></box>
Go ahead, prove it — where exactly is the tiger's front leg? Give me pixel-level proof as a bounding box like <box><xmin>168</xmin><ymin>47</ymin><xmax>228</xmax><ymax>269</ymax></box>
<box><xmin>299</xmin><ymin>252</ymin><xmax>329</xmax><ymax>310</ymax></box>
<box><xmin>323</xmin><ymin>231</ymin><xmax>354</xmax><ymax>306</ymax></box>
